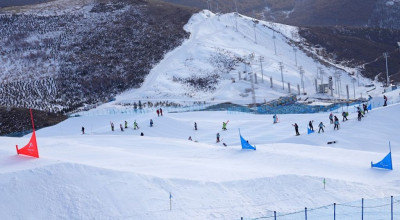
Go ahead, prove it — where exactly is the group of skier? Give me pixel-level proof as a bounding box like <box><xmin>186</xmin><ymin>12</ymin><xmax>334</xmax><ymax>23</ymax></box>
<box><xmin>293</xmin><ymin>102</ymin><xmax>371</xmax><ymax>136</ymax></box>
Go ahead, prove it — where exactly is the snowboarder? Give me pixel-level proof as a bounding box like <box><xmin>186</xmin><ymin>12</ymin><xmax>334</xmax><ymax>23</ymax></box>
<box><xmin>342</xmin><ymin>111</ymin><xmax>348</xmax><ymax>121</ymax></box>
<box><xmin>292</xmin><ymin>123</ymin><xmax>300</xmax><ymax>136</ymax></box>
<box><xmin>194</xmin><ymin>122</ymin><xmax>197</xmax><ymax>131</ymax></box>
<box><xmin>134</xmin><ymin>120</ymin><xmax>139</xmax><ymax>130</ymax></box>
<box><xmin>110</xmin><ymin>122</ymin><xmax>114</xmax><ymax>131</ymax></box>
<box><xmin>120</xmin><ymin>124</ymin><xmax>124</xmax><ymax>132</ymax></box>
<box><xmin>309</xmin><ymin>120</ymin><xmax>314</xmax><ymax>131</ymax></box>
<box><xmin>334</xmin><ymin>116</ymin><xmax>340</xmax><ymax>130</ymax></box>
<box><xmin>81</xmin><ymin>126</ymin><xmax>85</xmax><ymax>135</ymax></box>
<box><xmin>222</xmin><ymin>120</ymin><xmax>229</xmax><ymax>130</ymax></box>
<box><xmin>150</xmin><ymin>119</ymin><xmax>153</xmax><ymax>127</ymax></box>
<box><xmin>125</xmin><ymin>121</ymin><xmax>128</xmax><ymax>129</ymax></box>
<box><xmin>160</xmin><ymin>108</ymin><xmax>163</xmax><ymax>116</ymax></box>
<box><xmin>216</xmin><ymin>133</ymin><xmax>220</xmax><ymax>143</ymax></box>
<box><xmin>273</xmin><ymin>114</ymin><xmax>278</xmax><ymax>124</ymax></box>
<box><xmin>329</xmin><ymin>113</ymin><xmax>333</xmax><ymax>124</ymax></box>
<box><xmin>156</xmin><ymin>109</ymin><xmax>160</xmax><ymax>116</ymax></box>
<box><xmin>383</xmin><ymin>95</ymin><xmax>388</xmax><ymax>106</ymax></box>
<box><xmin>318</xmin><ymin>122</ymin><xmax>325</xmax><ymax>133</ymax></box>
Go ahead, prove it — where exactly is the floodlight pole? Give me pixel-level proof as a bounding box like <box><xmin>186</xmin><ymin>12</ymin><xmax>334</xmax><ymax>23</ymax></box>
<box><xmin>279</xmin><ymin>62</ymin><xmax>284</xmax><ymax>90</ymax></box>
<box><xmin>259</xmin><ymin>56</ymin><xmax>264</xmax><ymax>83</ymax></box>
<box><xmin>272</xmin><ymin>31</ymin><xmax>277</xmax><ymax>55</ymax></box>
<box><xmin>383</xmin><ymin>52</ymin><xmax>390</xmax><ymax>87</ymax></box>
<box><xmin>293</xmin><ymin>48</ymin><xmax>298</xmax><ymax>66</ymax></box>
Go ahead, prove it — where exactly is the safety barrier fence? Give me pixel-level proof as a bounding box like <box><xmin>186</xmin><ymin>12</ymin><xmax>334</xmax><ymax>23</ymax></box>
<box><xmin>241</xmin><ymin>196</ymin><xmax>400</xmax><ymax>220</ymax></box>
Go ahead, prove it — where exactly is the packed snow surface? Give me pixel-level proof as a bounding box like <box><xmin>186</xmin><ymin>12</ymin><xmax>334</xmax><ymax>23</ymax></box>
<box><xmin>1</xmin><ymin>101</ymin><xmax>400</xmax><ymax>219</ymax></box>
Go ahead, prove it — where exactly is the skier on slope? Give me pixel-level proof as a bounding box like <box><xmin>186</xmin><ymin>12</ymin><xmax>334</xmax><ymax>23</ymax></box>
<box><xmin>363</xmin><ymin>103</ymin><xmax>368</xmax><ymax>113</ymax></box>
<box><xmin>156</xmin><ymin>109</ymin><xmax>160</xmax><ymax>116</ymax></box>
<box><xmin>222</xmin><ymin>120</ymin><xmax>229</xmax><ymax>131</ymax></box>
<box><xmin>216</xmin><ymin>133</ymin><xmax>220</xmax><ymax>143</ymax></box>
<box><xmin>309</xmin><ymin>120</ymin><xmax>314</xmax><ymax>131</ymax></box>
<box><xmin>292</xmin><ymin>123</ymin><xmax>300</xmax><ymax>136</ymax></box>
<box><xmin>81</xmin><ymin>126</ymin><xmax>85</xmax><ymax>135</ymax></box>
<box><xmin>383</xmin><ymin>95</ymin><xmax>388</xmax><ymax>106</ymax></box>
<box><xmin>110</xmin><ymin>122</ymin><xmax>114</xmax><ymax>131</ymax></box>
<box><xmin>125</xmin><ymin>121</ymin><xmax>128</xmax><ymax>129</ymax></box>
<box><xmin>160</xmin><ymin>108</ymin><xmax>163</xmax><ymax>116</ymax></box>
<box><xmin>273</xmin><ymin>114</ymin><xmax>278</xmax><ymax>124</ymax></box>
<box><xmin>120</xmin><ymin>124</ymin><xmax>124</xmax><ymax>132</ymax></box>
<box><xmin>150</xmin><ymin>119</ymin><xmax>154</xmax><ymax>127</ymax></box>
<box><xmin>134</xmin><ymin>120</ymin><xmax>139</xmax><ymax>130</ymax></box>
<box><xmin>318</xmin><ymin>122</ymin><xmax>325</xmax><ymax>133</ymax></box>
<box><xmin>357</xmin><ymin>109</ymin><xmax>363</xmax><ymax>121</ymax></box>
<box><xmin>334</xmin><ymin>116</ymin><xmax>340</xmax><ymax>130</ymax></box>
<box><xmin>342</xmin><ymin>111</ymin><xmax>348</xmax><ymax>121</ymax></box>
<box><xmin>194</xmin><ymin>122</ymin><xmax>197</xmax><ymax>131</ymax></box>
<box><xmin>329</xmin><ymin>113</ymin><xmax>334</xmax><ymax>124</ymax></box>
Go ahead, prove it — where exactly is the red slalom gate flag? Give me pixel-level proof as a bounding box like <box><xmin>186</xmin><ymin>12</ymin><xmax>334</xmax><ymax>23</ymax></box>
<box><xmin>16</xmin><ymin>109</ymin><xmax>39</xmax><ymax>158</ymax></box>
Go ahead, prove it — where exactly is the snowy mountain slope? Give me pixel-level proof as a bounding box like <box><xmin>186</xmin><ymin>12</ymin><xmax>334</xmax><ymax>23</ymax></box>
<box><xmin>0</xmin><ymin>100</ymin><xmax>399</xmax><ymax>219</ymax></box>
<box><xmin>114</xmin><ymin>10</ymin><xmax>379</xmax><ymax>106</ymax></box>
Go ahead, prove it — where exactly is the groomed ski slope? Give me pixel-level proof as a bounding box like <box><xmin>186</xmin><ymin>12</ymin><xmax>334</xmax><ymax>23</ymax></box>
<box><xmin>1</xmin><ymin>101</ymin><xmax>400</xmax><ymax>219</ymax></box>
<box><xmin>113</xmin><ymin>10</ymin><xmax>377</xmax><ymax>106</ymax></box>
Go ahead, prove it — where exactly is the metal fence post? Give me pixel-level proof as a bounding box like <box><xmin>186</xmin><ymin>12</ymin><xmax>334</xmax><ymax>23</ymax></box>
<box><xmin>334</xmin><ymin>203</ymin><xmax>336</xmax><ymax>220</ymax></box>
<box><xmin>391</xmin><ymin>196</ymin><xmax>393</xmax><ymax>220</ymax></box>
<box><xmin>362</xmin><ymin>198</ymin><xmax>364</xmax><ymax>220</ymax></box>
<box><xmin>305</xmin><ymin>207</ymin><xmax>307</xmax><ymax>220</ymax></box>
<box><xmin>298</xmin><ymin>84</ymin><xmax>301</xmax><ymax>95</ymax></box>
<box><xmin>270</xmin><ymin>77</ymin><xmax>273</xmax><ymax>88</ymax></box>
<box><xmin>274</xmin><ymin>211</ymin><xmax>276</xmax><ymax>220</ymax></box>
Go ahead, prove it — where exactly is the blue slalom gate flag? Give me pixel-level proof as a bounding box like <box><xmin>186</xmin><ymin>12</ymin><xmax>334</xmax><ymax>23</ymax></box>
<box><xmin>307</xmin><ymin>128</ymin><xmax>314</xmax><ymax>134</ymax></box>
<box><xmin>239</xmin><ymin>129</ymin><xmax>256</xmax><ymax>150</ymax></box>
<box><xmin>367</xmin><ymin>104</ymin><xmax>372</xmax><ymax>110</ymax></box>
<box><xmin>371</xmin><ymin>142</ymin><xmax>393</xmax><ymax>170</ymax></box>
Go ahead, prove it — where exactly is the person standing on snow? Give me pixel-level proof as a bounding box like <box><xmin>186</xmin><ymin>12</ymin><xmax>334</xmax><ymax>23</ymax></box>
<box><xmin>81</xmin><ymin>126</ymin><xmax>85</xmax><ymax>135</ymax></box>
<box><xmin>150</xmin><ymin>119</ymin><xmax>153</xmax><ymax>127</ymax></box>
<box><xmin>125</xmin><ymin>121</ymin><xmax>128</xmax><ymax>129</ymax></box>
<box><xmin>216</xmin><ymin>133</ymin><xmax>220</xmax><ymax>143</ymax></box>
<box><xmin>222</xmin><ymin>121</ymin><xmax>229</xmax><ymax>130</ymax></box>
<box><xmin>363</xmin><ymin>103</ymin><xmax>368</xmax><ymax>113</ymax></box>
<box><xmin>120</xmin><ymin>124</ymin><xmax>124</xmax><ymax>132</ymax></box>
<box><xmin>160</xmin><ymin>108</ymin><xmax>163</xmax><ymax>116</ymax></box>
<box><xmin>309</xmin><ymin>120</ymin><xmax>314</xmax><ymax>131</ymax></box>
<box><xmin>156</xmin><ymin>109</ymin><xmax>160</xmax><ymax>116</ymax></box>
<box><xmin>318</xmin><ymin>122</ymin><xmax>325</xmax><ymax>133</ymax></box>
<box><xmin>110</xmin><ymin>122</ymin><xmax>114</xmax><ymax>131</ymax></box>
<box><xmin>134</xmin><ymin>120</ymin><xmax>139</xmax><ymax>130</ymax></box>
<box><xmin>194</xmin><ymin>122</ymin><xmax>197</xmax><ymax>130</ymax></box>
<box><xmin>334</xmin><ymin>116</ymin><xmax>340</xmax><ymax>130</ymax></box>
<box><xmin>383</xmin><ymin>95</ymin><xmax>388</xmax><ymax>106</ymax></box>
<box><xmin>342</xmin><ymin>111</ymin><xmax>348</xmax><ymax>121</ymax></box>
<box><xmin>273</xmin><ymin>114</ymin><xmax>278</xmax><ymax>124</ymax></box>
<box><xmin>292</xmin><ymin>123</ymin><xmax>300</xmax><ymax>136</ymax></box>
<box><xmin>329</xmin><ymin>113</ymin><xmax>334</xmax><ymax>124</ymax></box>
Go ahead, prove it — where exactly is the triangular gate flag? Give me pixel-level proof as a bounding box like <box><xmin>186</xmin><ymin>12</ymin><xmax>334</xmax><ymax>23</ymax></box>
<box><xmin>307</xmin><ymin>128</ymin><xmax>315</xmax><ymax>134</ymax></box>
<box><xmin>239</xmin><ymin>129</ymin><xmax>256</xmax><ymax>150</ymax></box>
<box><xmin>367</xmin><ymin>104</ymin><xmax>372</xmax><ymax>111</ymax></box>
<box><xmin>16</xmin><ymin>109</ymin><xmax>39</xmax><ymax>158</ymax></box>
<box><xmin>371</xmin><ymin>142</ymin><xmax>392</xmax><ymax>170</ymax></box>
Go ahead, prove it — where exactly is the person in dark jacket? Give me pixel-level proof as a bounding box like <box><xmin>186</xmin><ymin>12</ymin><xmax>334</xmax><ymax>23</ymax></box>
<box><xmin>309</xmin><ymin>120</ymin><xmax>314</xmax><ymax>131</ymax></box>
<box><xmin>293</xmin><ymin>123</ymin><xmax>300</xmax><ymax>136</ymax></box>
